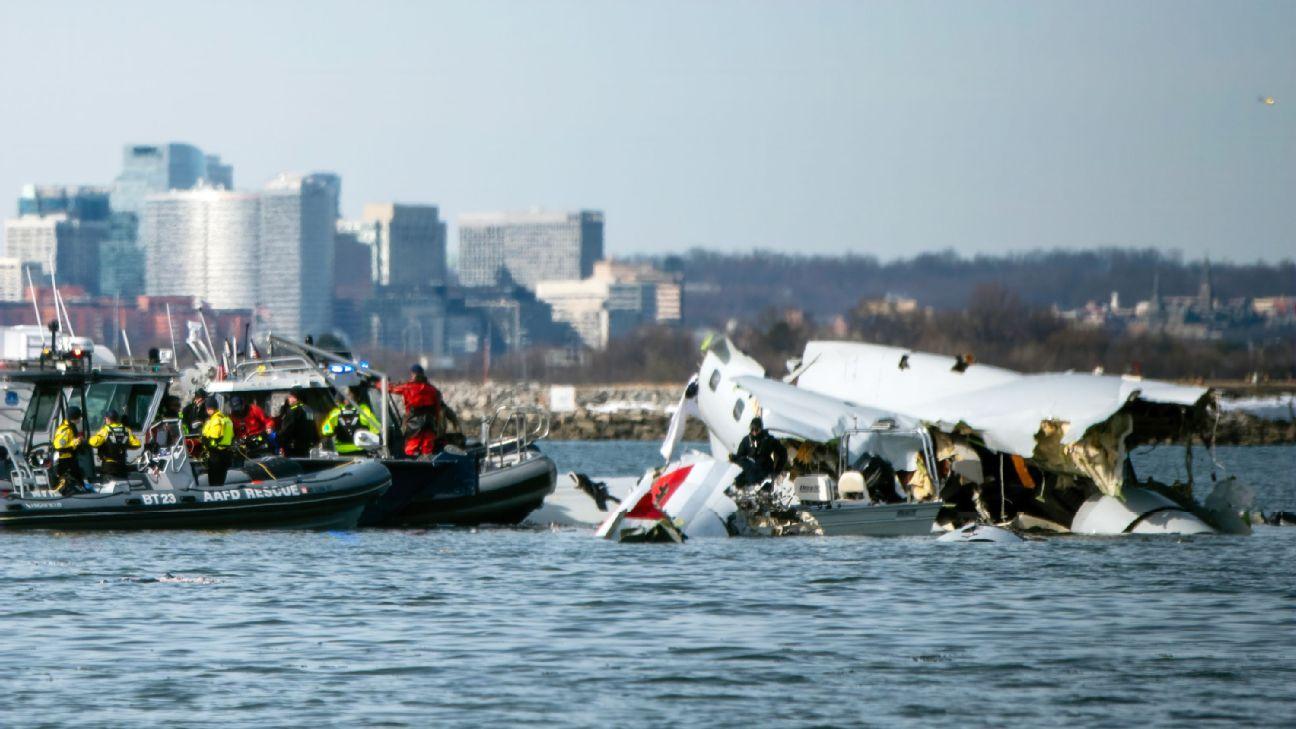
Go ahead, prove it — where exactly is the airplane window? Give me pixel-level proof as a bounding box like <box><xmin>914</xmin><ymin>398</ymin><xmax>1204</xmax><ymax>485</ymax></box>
<box><xmin>708</xmin><ymin>369</ymin><xmax>721</xmax><ymax>391</ymax></box>
<box><xmin>732</xmin><ymin>398</ymin><xmax>745</xmax><ymax>421</ymax></box>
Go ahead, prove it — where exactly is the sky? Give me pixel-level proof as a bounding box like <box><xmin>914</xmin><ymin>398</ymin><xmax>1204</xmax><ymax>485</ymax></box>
<box><xmin>0</xmin><ymin>0</ymin><xmax>1292</xmax><ymax>262</ymax></box>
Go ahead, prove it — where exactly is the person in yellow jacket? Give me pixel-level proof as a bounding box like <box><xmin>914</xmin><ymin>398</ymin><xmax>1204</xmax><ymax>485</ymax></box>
<box><xmin>201</xmin><ymin>398</ymin><xmax>235</xmax><ymax>486</ymax></box>
<box><xmin>88</xmin><ymin>409</ymin><xmax>141</xmax><ymax>480</ymax></box>
<box><xmin>320</xmin><ymin>402</ymin><xmax>382</xmax><ymax>455</ymax></box>
<box><xmin>52</xmin><ymin>405</ymin><xmax>89</xmax><ymax>495</ymax></box>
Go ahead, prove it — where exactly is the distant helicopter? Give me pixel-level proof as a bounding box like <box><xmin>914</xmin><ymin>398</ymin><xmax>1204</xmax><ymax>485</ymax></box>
<box><xmin>1258</xmin><ymin>95</ymin><xmax>1276</xmax><ymax>106</ymax></box>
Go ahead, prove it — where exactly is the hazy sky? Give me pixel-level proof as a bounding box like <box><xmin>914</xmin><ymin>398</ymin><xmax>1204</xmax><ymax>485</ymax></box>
<box><xmin>0</xmin><ymin>1</ymin><xmax>1291</xmax><ymax>261</ymax></box>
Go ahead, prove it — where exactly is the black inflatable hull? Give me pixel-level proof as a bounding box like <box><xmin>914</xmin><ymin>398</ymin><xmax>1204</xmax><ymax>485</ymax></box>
<box><xmin>0</xmin><ymin>461</ymin><xmax>390</xmax><ymax>531</ymax></box>
<box><xmin>300</xmin><ymin>450</ymin><xmax>556</xmax><ymax>527</ymax></box>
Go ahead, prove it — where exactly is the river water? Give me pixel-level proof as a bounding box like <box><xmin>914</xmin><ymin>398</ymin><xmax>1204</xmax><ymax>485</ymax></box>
<box><xmin>2</xmin><ymin>442</ymin><xmax>1293</xmax><ymax>727</ymax></box>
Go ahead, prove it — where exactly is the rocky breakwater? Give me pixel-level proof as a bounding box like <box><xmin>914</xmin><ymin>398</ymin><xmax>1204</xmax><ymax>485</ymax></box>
<box><xmin>436</xmin><ymin>381</ymin><xmax>708</xmax><ymax>441</ymax></box>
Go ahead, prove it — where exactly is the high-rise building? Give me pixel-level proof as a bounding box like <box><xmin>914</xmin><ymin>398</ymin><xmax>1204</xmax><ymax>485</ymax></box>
<box><xmin>140</xmin><ymin>172</ymin><xmax>338</xmax><ymax>339</ymax></box>
<box><xmin>260</xmin><ymin>173</ymin><xmax>339</xmax><ymax>338</ymax></box>
<box><xmin>140</xmin><ymin>187</ymin><xmax>261</xmax><ymax>312</ymax></box>
<box><xmin>458</xmin><ymin>210</ymin><xmax>603</xmax><ymax>289</ymax></box>
<box><xmin>18</xmin><ymin>185</ymin><xmax>111</xmax><ymax>221</ymax></box>
<box><xmin>534</xmin><ymin>277</ymin><xmax>649</xmax><ymax>350</ymax></box>
<box><xmin>106</xmin><ymin>143</ymin><xmax>229</xmax><ymax>298</ymax></box>
<box><xmin>592</xmin><ymin>260</ymin><xmax>684</xmax><ymax>324</ymax></box>
<box><xmin>334</xmin><ymin>219</ymin><xmax>378</xmax><ymax>342</ymax></box>
<box><xmin>335</xmin><ymin>219</ymin><xmax>377</xmax><ymax>300</ymax></box>
<box><xmin>2</xmin><ymin>213</ymin><xmax>102</xmax><ymax>294</ymax></box>
<box><xmin>111</xmin><ymin>143</ymin><xmax>210</xmax><ymax>216</ymax></box>
<box><xmin>11</xmin><ymin>185</ymin><xmax>110</xmax><ymax>295</ymax></box>
<box><xmin>362</xmin><ymin>203</ymin><xmax>447</xmax><ymax>287</ymax></box>
<box><xmin>205</xmin><ymin>155</ymin><xmax>234</xmax><ymax>189</ymax></box>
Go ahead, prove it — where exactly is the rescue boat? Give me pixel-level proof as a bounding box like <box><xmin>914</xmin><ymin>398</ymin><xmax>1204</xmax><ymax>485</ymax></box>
<box><xmin>199</xmin><ymin>336</ymin><xmax>556</xmax><ymax>527</ymax></box>
<box><xmin>0</xmin><ymin>350</ymin><xmax>389</xmax><ymax>530</ymax></box>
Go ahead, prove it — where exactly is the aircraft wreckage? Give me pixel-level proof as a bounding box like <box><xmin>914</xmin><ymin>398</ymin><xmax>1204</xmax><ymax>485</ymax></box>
<box><xmin>589</xmin><ymin>337</ymin><xmax>1255</xmax><ymax>542</ymax></box>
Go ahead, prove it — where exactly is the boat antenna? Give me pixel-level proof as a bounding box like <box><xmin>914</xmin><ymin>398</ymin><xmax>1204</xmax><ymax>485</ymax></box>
<box><xmin>197</xmin><ymin>307</ymin><xmax>218</xmax><ymax>372</ymax></box>
<box><xmin>46</xmin><ymin>254</ymin><xmax>75</xmax><ymax>339</ymax></box>
<box><xmin>113</xmin><ymin>294</ymin><xmax>121</xmax><ymax>353</ymax></box>
<box><xmin>121</xmin><ymin>328</ymin><xmax>133</xmax><ymax>359</ymax></box>
<box><xmin>46</xmin><ymin>258</ymin><xmax>68</xmax><ymax>339</ymax></box>
<box><xmin>25</xmin><ymin>267</ymin><xmax>45</xmax><ymax>348</ymax></box>
<box><xmin>165</xmin><ymin>303</ymin><xmax>178</xmax><ymax>366</ymax></box>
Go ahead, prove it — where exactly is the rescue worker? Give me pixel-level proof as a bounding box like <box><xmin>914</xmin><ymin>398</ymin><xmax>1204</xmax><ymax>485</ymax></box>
<box><xmin>52</xmin><ymin>405</ymin><xmax>89</xmax><ymax>495</ymax></box>
<box><xmin>180</xmin><ymin>388</ymin><xmax>209</xmax><ymax>435</ymax></box>
<box><xmin>729</xmin><ymin>417</ymin><xmax>785</xmax><ymax>487</ymax></box>
<box><xmin>229</xmin><ymin>395</ymin><xmax>273</xmax><ymax>458</ymax></box>
<box><xmin>89</xmin><ymin>409</ymin><xmax>141</xmax><ymax>480</ymax></box>
<box><xmin>390</xmin><ymin>364</ymin><xmax>442</xmax><ymax>457</ymax></box>
<box><xmin>201</xmin><ymin>397</ymin><xmax>235</xmax><ymax>486</ymax></box>
<box><xmin>276</xmin><ymin>388</ymin><xmax>317</xmax><ymax>458</ymax></box>
<box><xmin>321</xmin><ymin>400</ymin><xmax>382</xmax><ymax>455</ymax></box>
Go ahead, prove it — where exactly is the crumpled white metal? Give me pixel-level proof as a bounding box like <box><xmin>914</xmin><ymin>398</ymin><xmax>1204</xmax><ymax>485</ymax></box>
<box><xmin>794</xmin><ymin>340</ymin><xmax>1209</xmax><ymax>457</ymax></box>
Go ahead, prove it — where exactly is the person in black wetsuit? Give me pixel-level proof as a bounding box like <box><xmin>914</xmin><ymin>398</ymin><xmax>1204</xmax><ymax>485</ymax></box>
<box><xmin>180</xmin><ymin>389</ymin><xmax>209</xmax><ymax>436</ymax></box>
<box><xmin>276</xmin><ymin>388</ymin><xmax>317</xmax><ymax>457</ymax></box>
<box><xmin>729</xmin><ymin>417</ymin><xmax>785</xmax><ymax>487</ymax></box>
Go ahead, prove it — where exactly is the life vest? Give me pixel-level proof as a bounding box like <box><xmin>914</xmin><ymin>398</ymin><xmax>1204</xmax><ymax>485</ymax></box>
<box><xmin>90</xmin><ymin>422</ymin><xmax>140</xmax><ymax>464</ymax></box>
<box><xmin>322</xmin><ymin>405</ymin><xmax>380</xmax><ymax>453</ymax></box>
<box><xmin>201</xmin><ymin>412</ymin><xmax>235</xmax><ymax>448</ymax></box>
<box><xmin>53</xmin><ymin>421</ymin><xmax>82</xmax><ymax>461</ymax></box>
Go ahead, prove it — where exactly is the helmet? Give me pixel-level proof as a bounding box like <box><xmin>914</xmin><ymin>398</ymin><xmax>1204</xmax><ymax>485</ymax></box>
<box><xmin>750</xmin><ymin>417</ymin><xmax>764</xmax><ymax>431</ymax></box>
<box><xmin>229</xmin><ymin>396</ymin><xmax>246</xmax><ymax>413</ymax></box>
<box><xmin>194</xmin><ymin>388</ymin><xmax>208</xmax><ymax>399</ymax></box>
<box><xmin>105</xmin><ymin>409</ymin><xmax>121</xmax><ymax>422</ymax></box>
<box><xmin>410</xmin><ymin>363</ymin><xmax>425</xmax><ymax>376</ymax></box>
<box><xmin>204</xmin><ymin>395</ymin><xmax>221</xmax><ymax>411</ymax></box>
<box><xmin>67</xmin><ymin>406</ymin><xmax>82</xmax><ymax>420</ymax></box>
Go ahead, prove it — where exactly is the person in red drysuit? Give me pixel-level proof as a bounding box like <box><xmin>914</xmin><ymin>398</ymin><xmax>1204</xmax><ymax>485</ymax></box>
<box><xmin>390</xmin><ymin>364</ymin><xmax>442</xmax><ymax>457</ymax></box>
<box><xmin>229</xmin><ymin>395</ymin><xmax>273</xmax><ymax>457</ymax></box>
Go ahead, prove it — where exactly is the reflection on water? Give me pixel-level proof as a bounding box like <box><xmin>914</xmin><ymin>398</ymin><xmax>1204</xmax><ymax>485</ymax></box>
<box><xmin>0</xmin><ymin>443</ymin><xmax>1292</xmax><ymax>727</ymax></box>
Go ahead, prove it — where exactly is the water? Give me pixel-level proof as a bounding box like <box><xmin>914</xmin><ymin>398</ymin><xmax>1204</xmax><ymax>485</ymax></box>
<box><xmin>2</xmin><ymin>443</ymin><xmax>1293</xmax><ymax>727</ymax></box>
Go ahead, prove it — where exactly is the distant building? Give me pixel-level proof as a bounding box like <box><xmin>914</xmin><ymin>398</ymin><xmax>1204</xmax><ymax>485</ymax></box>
<box><xmin>458</xmin><ymin>209</ymin><xmax>603</xmax><ymax>289</ymax></box>
<box><xmin>205</xmin><ymin>155</ymin><xmax>234</xmax><ymax>189</ymax></box>
<box><xmin>259</xmin><ymin>173</ymin><xmax>339</xmax><ymax>339</ymax></box>
<box><xmin>2</xmin><ymin>214</ymin><xmax>101</xmax><ymax>295</ymax></box>
<box><xmin>591</xmin><ymin>259</ymin><xmax>683</xmax><ymax>324</ymax></box>
<box><xmin>111</xmin><ymin>143</ymin><xmax>211</xmax><ymax>216</ymax></box>
<box><xmin>0</xmin><ymin>258</ymin><xmax>23</xmax><ymax>302</ymax></box>
<box><xmin>333</xmin><ymin>219</ymin><xmax>378</xmax><ymax>342</ymax></box>
<box><xmin>0</xmin><ymin>291</ymin><xmax>252</xmax><ymax>354</ymax></box>
<box><xmin>139</xmin><ymin>172</ymin><xmax>337</xmax><ymax>340</ymax></box>
<box><xmin>106</xmin><ymin>142</ymin><xmax>230</xmax><ymax>298</ymax></box>
<box><xmin>18</xmin><ymin>184</ymin><xmax>111</xmax><ymax>220</ymax></box>
<box><xmin>9</xmin><ymin>185</ymin><xmax>109</xmax><ymax>296</ymax></box>
<box><xmin>334</xmin><ymin>219</ymin><xmax>377</xmax><ymax>300</ymax></box>
<box><xmin>140</xmin><ymin>187</ymin><xmax>262</xmax><ymax>312</ymax></box>
<box><xmin>362</xmin><ymin>203</ymin><xmax>447</xmax><ymax>287</ymax></box>
<box><xmin>534</xmin><ymin>277</ymin><xmax>648</xmax><ymax>350</ymax></box>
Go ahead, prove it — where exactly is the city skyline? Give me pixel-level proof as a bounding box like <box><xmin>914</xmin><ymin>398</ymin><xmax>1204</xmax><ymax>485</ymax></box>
<box><xmin>0</xmin><ymin>1</ymin><xmax>1291</xmax><ymax>263</ymax></box>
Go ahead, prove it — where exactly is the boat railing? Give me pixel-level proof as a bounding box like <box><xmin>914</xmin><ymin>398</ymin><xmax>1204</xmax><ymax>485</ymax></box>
<box><xmin>229</xmin><ymin>356</ymin><xmax>321</xmax><ymax>383</ymax></box>
<box><xmin>479</xmin><ymin>405</ymin><xmax>550</xmax><ymax>471</ymax></box>
<box><xmin>141</xmin><ymin>419</ymin><xmax>190</xmax><ymax>474</ymax></box>
<box><xmin>3</xmin><ymin>431</ymin><xmax>50</xmax><ymax>498</ymax></box>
